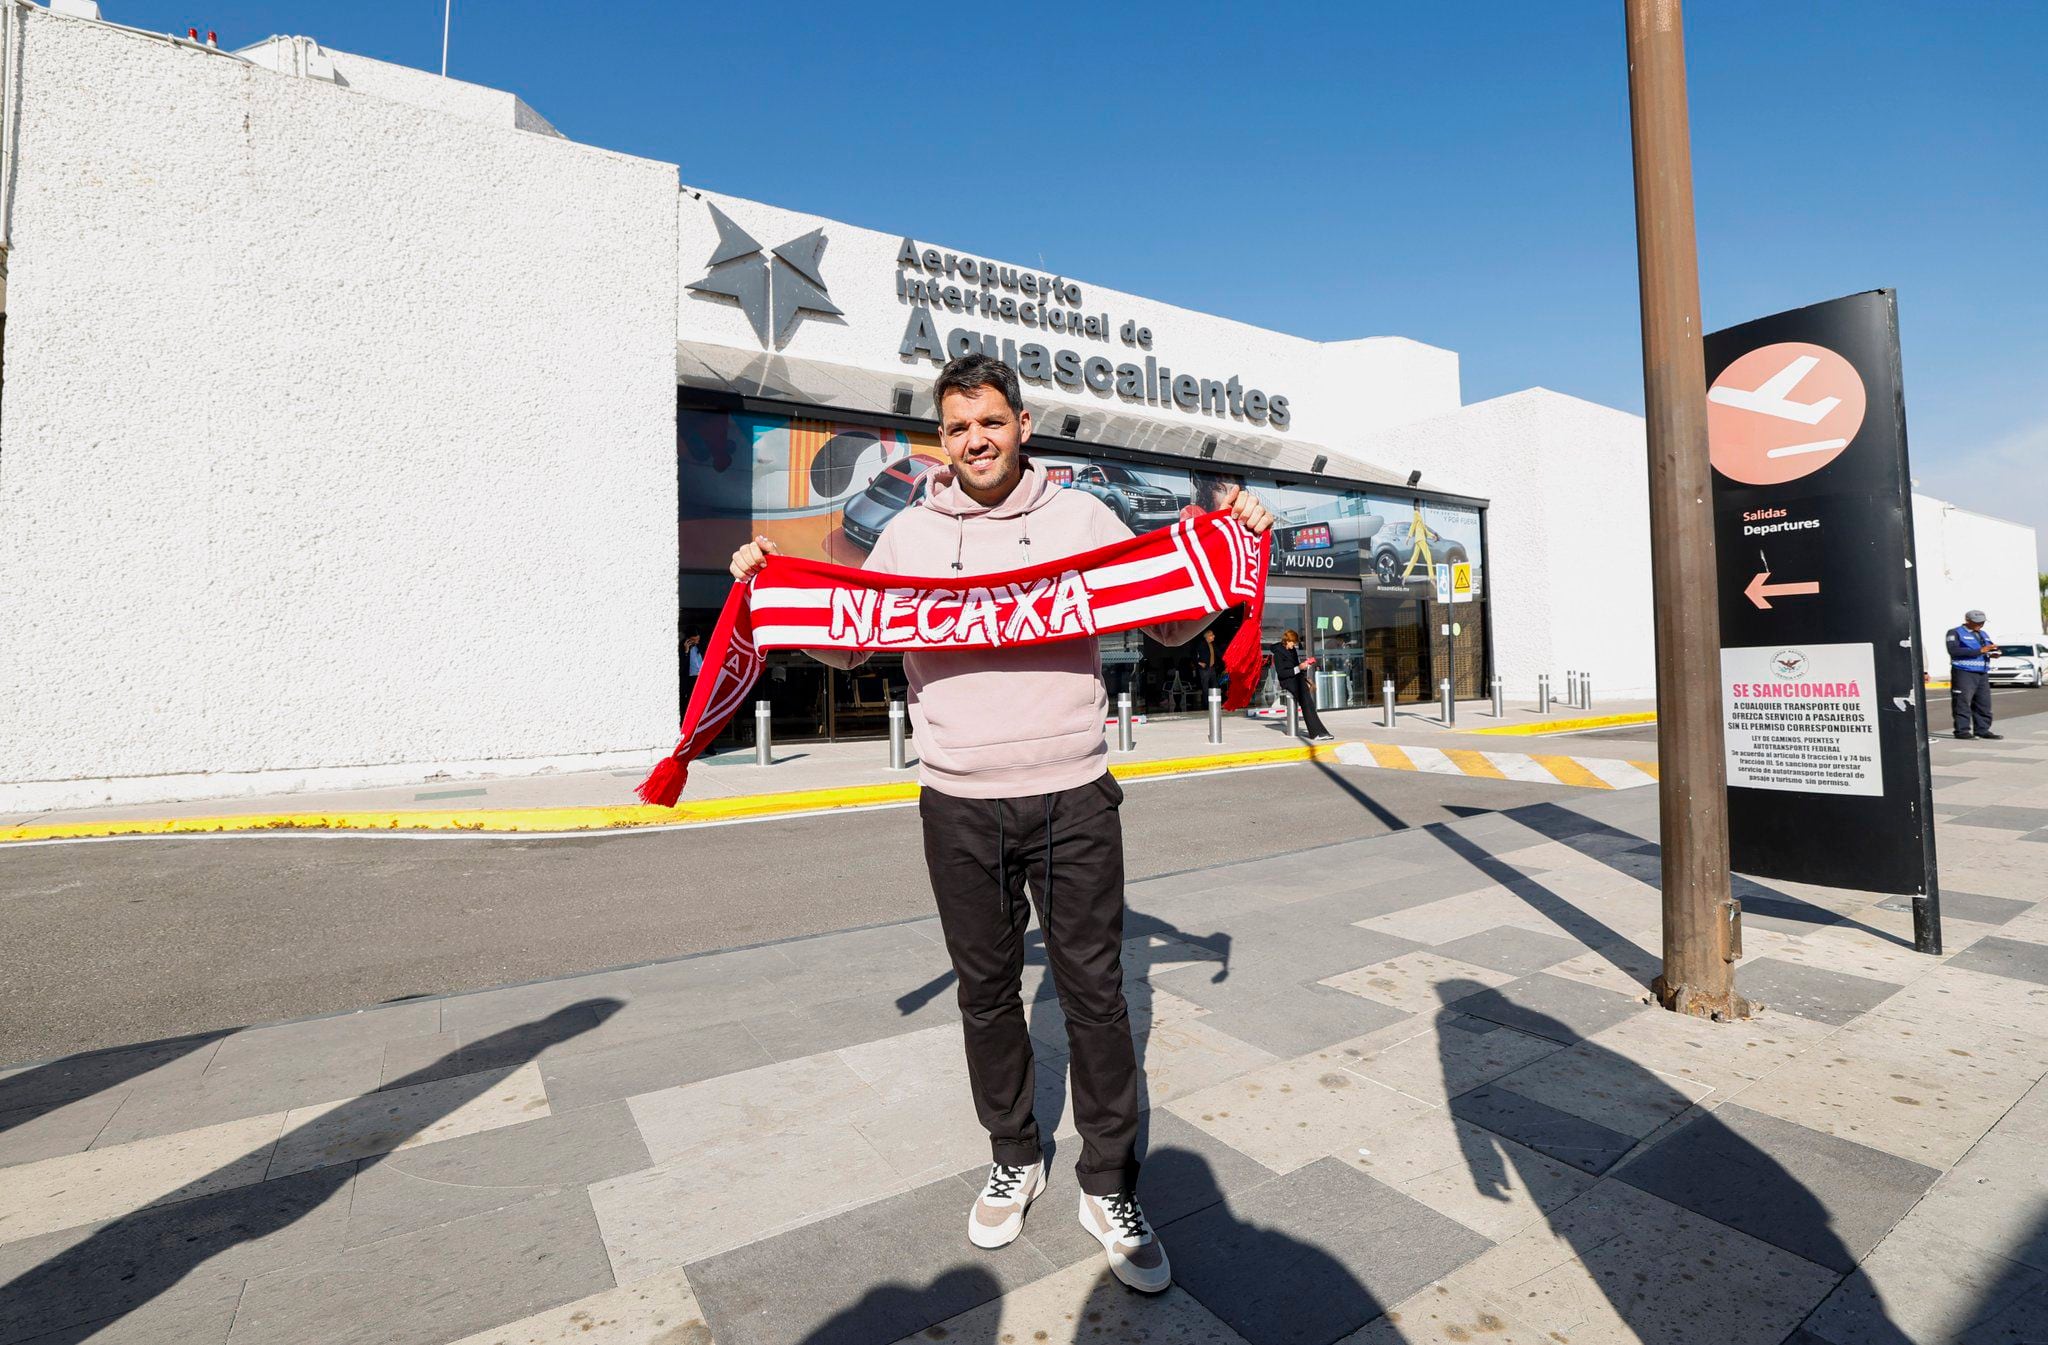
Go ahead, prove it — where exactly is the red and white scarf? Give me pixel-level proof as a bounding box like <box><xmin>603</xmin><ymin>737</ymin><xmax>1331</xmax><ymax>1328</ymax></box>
<box><xmin>638</xmin><ymin>510</ymin><xmax>1271</xmax><ymax>806</ymax></box>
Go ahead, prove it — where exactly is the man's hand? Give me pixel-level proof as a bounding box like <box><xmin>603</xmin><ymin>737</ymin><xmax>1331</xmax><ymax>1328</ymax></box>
<box><xmin>1219</xmin><ymin>485</ymin><xmax>1276</xmax><ymax>535</ymax></box>
<box><xmin>729</xmin><ymin>535</ymin><xmax>781</xmax><ymax>581</ymax></box>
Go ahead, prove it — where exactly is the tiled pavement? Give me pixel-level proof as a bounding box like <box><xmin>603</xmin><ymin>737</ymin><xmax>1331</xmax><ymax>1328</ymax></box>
<box><xmin>3</xmin><ymin>723</ymin><xmax>2047</xmax><ymax>1343</ymax></box>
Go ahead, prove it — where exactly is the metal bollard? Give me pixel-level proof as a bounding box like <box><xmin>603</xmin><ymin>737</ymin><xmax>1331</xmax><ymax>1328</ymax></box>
<box><xmin>754</xmin><ymin>700</ymin><xmax>773</xmax><ymax>766</ymax></box>
<box><xmin>1285</xmin><ymin>693</ymin><xmax>1298</xmax><ymax>739</ymax></box>
<box><xmin>888</xmin><ymin>700</ymin><xmax>908</xmax><ymax>770</ymax></box>
<box><xmin>1582</xmin><ymin>675</ymin><xmax>1593</xmax><ymax>711</ymax></box>
<box><xmin>1116</xmin><ymin>692</ymin><xmax>1135</xmax><ymax>752</ymax></box>
<box><xmin>1440</xmin><ymin>678</ymin><xmax>1454</xmax><ymax>726</ymax></box>
<box><xmin>1565</xmin><ymin>669</ymin><xmax>1577</xmax><ymax>709</ymax></box>
<box><xmin>1538</xmin><ymin>674</ymin><xmax>1552</xmax><ymax>715</ymax></box>
<box><xmin>1491</xmin><ymin>675</ymin><xmax>1505</xmax><ymax>718</ymax></box>
<box><xmin>1382</xmin><ymin>679</ymin><xmax>1396</xmax><ymax>729</ymax></box>
<box><xmin>1207</xmin><ymin>687</ymin><xmax>1224</xmax><ymax>745</ymax></box>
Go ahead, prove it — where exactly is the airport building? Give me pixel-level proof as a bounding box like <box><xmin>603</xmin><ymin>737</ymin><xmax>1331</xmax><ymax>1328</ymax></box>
<box><xmin>0</xmin><ymin>3</ymin><xmax>2035</xmax><ymax>809</ymax></box>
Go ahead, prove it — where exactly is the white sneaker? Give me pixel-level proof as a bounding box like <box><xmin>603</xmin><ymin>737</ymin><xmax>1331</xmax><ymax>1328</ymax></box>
<box><xmin>967</xmin><ymin>1160</ymin><xmax>1044</xmax><ymax>1249</ymax></box>
<box><xmin>1079</xmin><ymin>1191</ymin><xmax>1171</xmax><ymax>1292</ymax></box>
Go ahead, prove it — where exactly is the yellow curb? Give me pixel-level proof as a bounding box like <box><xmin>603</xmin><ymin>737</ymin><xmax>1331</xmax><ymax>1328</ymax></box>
<box><xmin>1464</xmin><ymin>712</ymin><xmax>1658</xmax><ymax>737</ymax></box>
<box><xmin>0</xmin><ymin>744</ymin><xmax>1350</xmax><ymax>844</ymax></box>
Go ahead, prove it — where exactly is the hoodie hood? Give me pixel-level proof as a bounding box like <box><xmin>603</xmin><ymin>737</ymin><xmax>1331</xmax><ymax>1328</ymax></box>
<box><xmin>923</xmin><ymin>457</ymin><xmax>1059</xmax><ymax>520</ymax></box>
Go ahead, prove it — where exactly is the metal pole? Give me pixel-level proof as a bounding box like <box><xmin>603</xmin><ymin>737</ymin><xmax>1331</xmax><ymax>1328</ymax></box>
<box><xmin>1584</xmin><ymin>675</ymin><xmax>1594</xmax><ymax>712</ymax></box>
<box><xmin>441</xmin><ymin>0</ymin><xmax>451</xmax><ymax>76</ymax></box>
<box><xmin>1382</xmin><ymin>679</ymin><xmax>1396</xmax><ymax>729</ymax></box>
<box><xmin>1566</xmin><ymin>669</ymin><xmax>1579</xmax><ymax>709</ymax></box>
<box><xmin>1285</xmin><ymin>693</ymin><xmax>1298</xmax><ymax>739</ymax></box>
<box><xmin>1538</xmin><ymin>673</ymin><xmax>1551</xmax><ymax>715</ymax></box>
<box><xmin>754</xmin><ymin>700</ymin><xmax>772</xmax><ymax>767</ymax></box>
<box><xmin>1116</xmin><ymin>692</ymin><xmax>1134</xmax><ymax>752</ymax></box>
<box><xmin>1492</xmin><ymin>675</ymin><xmax>1505</xmax><ymax>718</ymax></box>
<box><xmin>1439</xmin><ymin>678</ymin><xmax>1453</xmax><ymax>726</ymax></box>
<box><xmin>1626</xmin><ymin>0</ymin><xmax>1744</xmax><ymax>1019</ymax></box>
<box><xmin>888</xmin><ymin>700</ymin><xmax>908</xmax><ymax>770</ymax></box>
<box><xmin>1207</xmin><ymin>687</ymin><xmax>1223</xmax><ymax>745</ymax></box>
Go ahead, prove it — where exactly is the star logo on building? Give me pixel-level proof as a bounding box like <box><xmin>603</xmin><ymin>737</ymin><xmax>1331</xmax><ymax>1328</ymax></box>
<box><xmin>687</xmin><ymin>201</ymin><xmax>842</xmax><ymax>347</ymax></box>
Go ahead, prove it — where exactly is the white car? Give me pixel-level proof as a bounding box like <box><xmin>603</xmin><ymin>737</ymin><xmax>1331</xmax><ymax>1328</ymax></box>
<box><xmin>1989</xmin><ymin>640</ymin><xmax>2048</xmax><ymax>688</ymax></box>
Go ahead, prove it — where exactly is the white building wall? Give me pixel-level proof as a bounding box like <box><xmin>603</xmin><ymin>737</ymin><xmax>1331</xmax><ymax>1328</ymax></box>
<box><xmin>0</xmin><ymin>11</ymin><xmax>679</xmax><ymax>810</ymax></box>
<box><xmin>677</xmin><ymin>189</ymin><xmax>1463</xmax><ymax>451</ymax></box>
<box><xmin>236</xmin><ymin>36</ymin><xmax>562</xmax><ymax>136</ymax></box>
<box><xmin>1359</xmin><ymin>390</ymin><xmax>1658</xmax><ymax>700</ymax></box>
<box><xmin>1912</xmin><ymin>495</ymin><xmax>2043</xmax><ymax>666</ymax></box>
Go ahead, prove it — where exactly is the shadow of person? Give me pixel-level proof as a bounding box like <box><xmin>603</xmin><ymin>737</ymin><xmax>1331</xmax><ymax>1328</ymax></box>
<box><xmin>0</xmin><ymin>1029</ymin><xmax>230</xmax><ymax>1149</ymax></box>
<box><xmin>1148</xmin><ymin>1148</ymin><xmax>1398</xmax><ymax>1344</ymax></box>
<box><xmin>796</xmin><ymin>1265</ymin><xmax>1004</xmax><ymax>1345</ymax></box>
<box><xmin>0</xmin><ymin>999</ymin><xmax>621</xmax><ymax>1342</ymax></box>
<box><xmin>1433</xmin><ymin>978</ymin><xmax>1901</xmax><ymax>1340</ymax></box>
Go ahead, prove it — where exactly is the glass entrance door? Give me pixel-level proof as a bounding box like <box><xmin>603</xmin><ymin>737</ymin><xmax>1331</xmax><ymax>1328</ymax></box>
<box><xmin>1310</xmin><ymin>588</ymin><xmax>1365</xmax><ymax>708</ymax></box>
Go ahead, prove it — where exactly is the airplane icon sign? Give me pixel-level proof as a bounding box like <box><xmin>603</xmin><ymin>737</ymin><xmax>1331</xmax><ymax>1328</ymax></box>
<box><xmin>1706</xmin><ymin>341</ymin><xmax>1867</xmax><ymax>486</ymax></box>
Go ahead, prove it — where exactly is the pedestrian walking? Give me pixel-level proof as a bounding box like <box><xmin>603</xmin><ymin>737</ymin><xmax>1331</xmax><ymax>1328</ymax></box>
<box><xmin>1271</xmin><ymin>628</ymin><xmax>1334</xmax><ymax>741</ymax></box>
<box><xmin>727</xmin><ymin>354</ymin><xmax>1274</xmax><ymax>1292</ymax></box>
<box><xmin>1946</xmin><ymin>609</ymin><xmax>2003</xmax><ymax>740</ymax></box>
<box><xmin>1194</xmin><ymin>627</ymin><xmax>1224</xmax><ymax>698</ymax></box>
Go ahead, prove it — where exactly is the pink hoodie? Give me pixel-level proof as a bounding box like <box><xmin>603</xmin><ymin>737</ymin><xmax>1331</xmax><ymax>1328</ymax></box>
<box><xmin>811</xmin><ymin>459</ymin><xmax>1210</xmax><ymax>798</ymax></box>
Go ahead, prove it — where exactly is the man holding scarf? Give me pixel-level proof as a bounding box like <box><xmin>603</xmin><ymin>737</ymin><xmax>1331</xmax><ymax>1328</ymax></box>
<box><xmin>729</xmin><ymin>354</ymin><xmax>1273</xmax><ymax>1292</ymax></box>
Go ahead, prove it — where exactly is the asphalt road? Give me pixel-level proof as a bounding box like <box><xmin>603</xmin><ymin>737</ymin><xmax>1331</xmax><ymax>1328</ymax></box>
<box><xmin>0</xmin><ymin>760</ymin><xmax>1577</xmax><ymax>1064</ymax></box>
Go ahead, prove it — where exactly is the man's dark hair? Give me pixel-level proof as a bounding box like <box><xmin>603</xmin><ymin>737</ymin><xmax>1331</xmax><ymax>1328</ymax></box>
<box><xmin>933</xmin><ymin>353</ymin><xmax>1023</xmax><ymax>416</ymax></box>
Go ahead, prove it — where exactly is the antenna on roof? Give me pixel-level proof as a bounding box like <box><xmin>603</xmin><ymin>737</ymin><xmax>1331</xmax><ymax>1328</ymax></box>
<box><xmin>441</xmin><ymin>0</ymin><xmax>451</xmax><ymax>76</ymax></box>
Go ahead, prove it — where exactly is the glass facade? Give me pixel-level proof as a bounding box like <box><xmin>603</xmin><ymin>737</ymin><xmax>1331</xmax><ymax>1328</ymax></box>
<box><xmin>678</xmin><ymin>402</ymin><xmax>1489</xmax><ymax>742</ymax></box>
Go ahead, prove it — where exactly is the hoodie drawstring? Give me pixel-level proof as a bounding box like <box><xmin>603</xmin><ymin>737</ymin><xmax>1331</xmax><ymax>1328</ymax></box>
<box><xmin>1041</xmin><ymin>793</ymin><xmax>1053</xmax><ymax>923</ymax></box>
<box><xmin>953</xmin><ymin>514</ymin><xmax>964</xmax><ymax>572</ymax></box>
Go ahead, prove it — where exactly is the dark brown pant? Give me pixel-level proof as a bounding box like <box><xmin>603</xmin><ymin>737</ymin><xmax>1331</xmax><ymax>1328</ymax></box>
<box><xmin>919</xmin><ymin>773</ymin><xmax>1140</xmax><ymax>1196</ymax></box>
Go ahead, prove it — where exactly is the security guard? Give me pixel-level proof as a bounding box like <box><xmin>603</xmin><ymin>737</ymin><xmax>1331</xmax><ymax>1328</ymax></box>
<box><xmin>1945</xmin><ymin>609</ymin><xmax>2002</xmax><ymax>740</ymax></box>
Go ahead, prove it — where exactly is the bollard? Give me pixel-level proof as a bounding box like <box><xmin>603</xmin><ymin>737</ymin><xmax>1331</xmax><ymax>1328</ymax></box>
<box><xmin>1565</xmin><ymin>669</ymin><xmax>1577</xmax><ymax>709</ymax></box>
<box><xmin>1583</xmin><ymin>675</ymin><xmax>1593</xmax><ymax>712</ymax></box>
<box><xmin>1116</xmin><ymin>692</ymin><xmax>1135</xmax><ymax>752</ymax></box>
<box><xmin>1285</xmin><ymin>692</ymin><xmax>1298</xmax><ymax>739</ymax></box>
<box><xmin>1382</xmin><ymin>679</ymin><xmax>1396</xmax><ymax>729</ymax></box>
<box><xmin>1538</xmin><ymin>674</ymin><xmax>1552</xmax><ymax>715</ymax></box>
<box><xmin>1207</xmin><ymin>687</ymin><xmax>1224</xmax><ymax>745</ymax></box>
<box><xmin>1440</xmin><ymin>678</ymin><xmax>1454</xmax><ymax>726</ymax></box>
<box><xmin>888</xmin><ymin>700</ymin><xmax>908</xmax><ymax>770</ymax></box>
<box><xmin>754</xmin><ymin>700</ymin><xmax>773</xmax><ymax>766</ymax></box>
<box><xmin>1491</xmin><ymin>675</ymin><xmax>1505</xmax><ymax>718</ymax></box>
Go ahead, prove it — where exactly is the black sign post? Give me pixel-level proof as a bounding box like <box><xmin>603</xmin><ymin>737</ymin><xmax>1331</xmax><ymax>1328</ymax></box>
<box><xmin>1705</xmin><ymin>290</ymin><xmax>1940</xmax><ymax>951</ymax></box>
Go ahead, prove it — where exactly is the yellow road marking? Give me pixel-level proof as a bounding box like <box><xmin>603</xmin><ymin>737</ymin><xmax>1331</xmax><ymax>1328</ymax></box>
<box><xmin>1530</xmin><ymin>754</ymin><xmax>1613</xmax><ymax>789</ymax></box>
<box><xmin>1367</xmin><ymin>742</ymin><xmax>1416</xmax><ymax>771</ymax></box>
<box><xmin>1443</xmin><ymin>749</ymin><xmax>1508</xmax><ymax>779</ymax></box>
<box><xmin>0</xmin><ymin>737</ymin><xmax>1658</xmax><ymax>845</ymax></box>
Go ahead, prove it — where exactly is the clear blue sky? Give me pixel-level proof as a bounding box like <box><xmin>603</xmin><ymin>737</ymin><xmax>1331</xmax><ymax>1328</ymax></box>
<box><xmin>121</xmin><ymin>2</ymin><xmax>2046</xmax><ymax>559</ymax></box>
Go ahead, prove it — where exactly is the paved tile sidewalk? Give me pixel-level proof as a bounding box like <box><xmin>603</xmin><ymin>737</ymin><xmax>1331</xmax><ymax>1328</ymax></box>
<box><xmin>1</xmin><ymin>719</ymin><xmax>2044</xmax><ymax>1343</ymax></box>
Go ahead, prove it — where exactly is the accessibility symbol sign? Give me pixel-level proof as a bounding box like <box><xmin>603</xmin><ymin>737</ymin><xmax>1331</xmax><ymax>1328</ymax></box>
<box><xmin>1706</xmin><ymin>341</ymin><xmax>1867</xmax><ymax>485</ymax></box>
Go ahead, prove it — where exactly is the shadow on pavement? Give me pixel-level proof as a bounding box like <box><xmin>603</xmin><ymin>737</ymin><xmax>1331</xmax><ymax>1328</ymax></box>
<box><xmin>0</xmin><ymin>1030</ymin><xmax>230</xmax><ymax>1147</ymax></box>
<box><xmin>796</xmin><ymin>1266</ymin><xmax>1004</xmax><ymax>1345</ymax></box>
<box><xmin>1508</xmin><ymin>801</ymin><xmax>1917</xmax><ymax>951</ymax></box>
<box><xmin>0</xmin><ymin>1000</ymin><xmax>621</xmax><ymax>1342</ymax></box>
<box><xmin>1435</xmin><ymin>978</ymin><xmax>1896</xmax><ymax>1340</ymax></box>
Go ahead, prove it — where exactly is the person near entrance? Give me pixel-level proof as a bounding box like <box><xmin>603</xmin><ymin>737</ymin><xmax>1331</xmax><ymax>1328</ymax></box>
<box><xmin>1947</xmin><ymin>609</ymin><xmax>2002</xmax><ymax>740</ymax></box>
<box><xmin>727</xmin><ymin>354</ymin><xmax>1274</xmax><ymax>1292</ymax></box>
<box><xmin>1272</xmin><ymin>628</ymin><xmax>1335</xmax><ymax>741</ymax></box>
